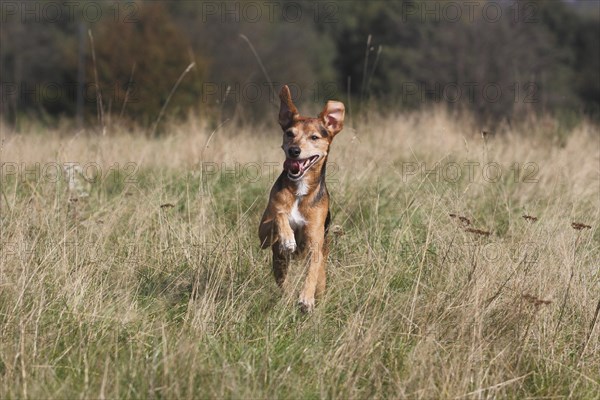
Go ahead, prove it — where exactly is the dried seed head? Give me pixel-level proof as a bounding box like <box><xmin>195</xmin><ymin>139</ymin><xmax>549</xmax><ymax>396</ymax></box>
<box><xmin>330</xmin><ymin>225</ymin><xmax>344</xmax><ymax>236</ymax></box>
<box><xmin>523</xmin><ymin>215</ymin><xmax>538</xmax><ymax>222</ymax></box>
<box><xmin>450</xmin><ymin>213</ymin><xmax>471</xmax><ymax>226</ymax></box>
<box><xmin>464</xmin><ymin>228</ymin><xmax>491</xmax><ymax>236</ymax></box>
<box><xmin>571</xmin><ymin>222</ymin><xmax>591</xmax><ymax>231</ymax></box>
<box><xmin>522</xmin><ymin>294</ymin><xmax>552</xmax><ymax>307</ymax></box>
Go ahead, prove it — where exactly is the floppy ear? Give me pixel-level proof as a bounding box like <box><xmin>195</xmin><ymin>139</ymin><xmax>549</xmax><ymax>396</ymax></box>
<box><xmin>320</xmin><ymin>100</ymin><xmax>345</xmax><ymax>136</ymax></box>
<box><xmin>278</xmin><ymin>85</ymin><xmax>299</xmax><ymax>129</ymax></box>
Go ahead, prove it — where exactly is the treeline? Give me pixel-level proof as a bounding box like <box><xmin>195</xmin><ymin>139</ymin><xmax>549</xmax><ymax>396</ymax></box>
<box><xmin>1</xmin><ymin>0</ymin><xmax>598</xmax><ymax>129</ymax></box>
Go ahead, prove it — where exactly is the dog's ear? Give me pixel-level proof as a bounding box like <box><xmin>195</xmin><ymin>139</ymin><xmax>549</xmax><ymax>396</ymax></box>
<box><xmin>320</xmin><ymin>100</ymin><xmax>345</xmax><ymax>136</ymax></box>
<box><xmin>278</xmin><ymin>85</ymin><xmax>298</xmax><ymax>129</ymax></box>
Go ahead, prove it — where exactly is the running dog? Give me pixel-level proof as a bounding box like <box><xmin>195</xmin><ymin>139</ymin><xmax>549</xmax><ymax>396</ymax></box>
<box><xmin>258</xmin><ymin>85</ymin><xmax>345</xmax><ymax>312</ymax></box>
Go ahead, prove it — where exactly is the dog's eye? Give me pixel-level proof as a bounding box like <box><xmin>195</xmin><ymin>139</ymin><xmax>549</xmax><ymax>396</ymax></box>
<box><xmin>286</xmin><ymin>131</ymin><xmax>294</xmax><ymax>138</ymax></box>
<box><xmin>311</xmin><ymin>135</ymin><xmax>319</xmax><ymax>141</ymax></box>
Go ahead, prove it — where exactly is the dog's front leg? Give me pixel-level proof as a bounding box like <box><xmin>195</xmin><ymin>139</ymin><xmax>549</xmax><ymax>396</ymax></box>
<box><xmin>274</xmin><ymin>211</ymin><xmax>296</xmax><ymax>253</ymax></box>
<box><xmin>298</xmin><ymin>224</ymin><xmax>325</xmax><ymax>313</ymax></box>
<box><xmin>259</xmin><ymin>206</ymin><xmax>296</xmax><ymax>250</ymax></box>
<box><xmin>270</xmin><ymin>211</ymin><xmax>296</xmax><ymax>288</ymax></box>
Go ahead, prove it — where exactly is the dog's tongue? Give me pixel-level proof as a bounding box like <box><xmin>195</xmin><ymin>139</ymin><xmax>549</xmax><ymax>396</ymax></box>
<box><xmin>284</xmin><ymin>159</ymin><xmax>302</xmax><ymax>174</ymax></box>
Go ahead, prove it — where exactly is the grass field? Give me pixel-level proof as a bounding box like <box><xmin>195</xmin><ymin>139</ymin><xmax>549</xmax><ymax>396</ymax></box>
<box><xmin>1</xmin><ymin>109</ymin><xmax>599</xmax><ymax>399</ymax></box>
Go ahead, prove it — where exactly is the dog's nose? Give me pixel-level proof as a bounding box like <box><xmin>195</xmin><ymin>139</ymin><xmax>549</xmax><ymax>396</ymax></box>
<box><xmin>288</xmin><ymin>146</ymin><xmax>301</xmax><ymax>158</ymax></box>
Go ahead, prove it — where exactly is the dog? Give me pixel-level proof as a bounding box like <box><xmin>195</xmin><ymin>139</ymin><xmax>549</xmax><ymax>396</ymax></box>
<box><xmin>258</xmin><ymin>85</ymin><xmax>345</xmax><ymax>312</ymax></box>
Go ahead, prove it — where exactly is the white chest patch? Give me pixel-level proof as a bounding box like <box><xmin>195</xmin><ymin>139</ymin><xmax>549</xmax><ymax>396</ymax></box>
<box><xmin>288</xmin><ymin>198</ymin><xmax>306</xmax><ymax>229</ymax></box>
<box><xmin>295</xmin><ymin>179</ymin><xmax>309</xmax><ymax>196</ymax></box>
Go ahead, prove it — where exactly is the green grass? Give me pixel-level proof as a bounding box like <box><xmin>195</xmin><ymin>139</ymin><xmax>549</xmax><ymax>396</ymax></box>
<box><xmin>1</xmin><ymin>112</ymin><xmax>599</xmax><ymax>398</ymax></box>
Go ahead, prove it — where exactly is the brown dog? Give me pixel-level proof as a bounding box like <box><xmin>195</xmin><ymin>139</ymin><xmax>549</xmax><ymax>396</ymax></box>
<box><xmin>258</xmin><ymin>85</ymin><xmax>345</xmax><ymax>312</ymax></box>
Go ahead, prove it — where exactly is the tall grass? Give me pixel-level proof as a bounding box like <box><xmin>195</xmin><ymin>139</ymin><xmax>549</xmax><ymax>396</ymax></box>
<box><xmin>0</xmin><ymin>109</ymin><xmax>598</xmax><ymax>398</ymax></box>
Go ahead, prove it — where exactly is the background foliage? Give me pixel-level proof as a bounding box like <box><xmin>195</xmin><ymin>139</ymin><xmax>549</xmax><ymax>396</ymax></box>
<box><xmin>1</xmin><ymin>0</ymin><xmax>599</xmax><ymax>129</ymax></box>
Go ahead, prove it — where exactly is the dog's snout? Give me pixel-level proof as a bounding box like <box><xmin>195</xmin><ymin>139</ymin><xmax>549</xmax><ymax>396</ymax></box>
<box><xmin>288</xmin><ymin>146</ymin><xmax>301</xmax><ymax>158</ymax></box>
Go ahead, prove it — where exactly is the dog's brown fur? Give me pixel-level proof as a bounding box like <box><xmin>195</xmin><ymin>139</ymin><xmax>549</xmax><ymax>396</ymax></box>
<box><xmin>258</xmin><ymin>85</ymin><xmax>345</xmax><ymax>312</ymax></box>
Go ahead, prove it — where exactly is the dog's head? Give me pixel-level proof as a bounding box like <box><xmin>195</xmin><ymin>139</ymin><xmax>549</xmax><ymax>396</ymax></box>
<box><xmin>278</xmin><ymin>85</ymin><xmax>345</xmax><ymax>181</ymax></box>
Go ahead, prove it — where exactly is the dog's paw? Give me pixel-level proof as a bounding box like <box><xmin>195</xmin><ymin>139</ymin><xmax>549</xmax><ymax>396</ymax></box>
<box><xmin>279</xmin><ymin>237</ymin><xmax>297</xmax><ymax>254</ymax></box>
<box><xmin>298</xmin><ymin>296</ymin><xmax>315</xmax><ymax>313</ymax></box>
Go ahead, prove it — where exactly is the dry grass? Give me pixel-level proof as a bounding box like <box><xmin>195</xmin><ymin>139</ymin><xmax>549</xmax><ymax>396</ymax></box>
<box><xmin>0</xmin><ymin>109</ymin><xmax>599</xmax><ymax>398</ymax></box>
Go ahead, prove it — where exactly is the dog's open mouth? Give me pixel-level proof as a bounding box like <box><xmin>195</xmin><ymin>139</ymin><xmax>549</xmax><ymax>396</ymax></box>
<box><xmin>284</xmin><ymin>155</ymin><xmax>320</xmax><ymax>180</ymax></box>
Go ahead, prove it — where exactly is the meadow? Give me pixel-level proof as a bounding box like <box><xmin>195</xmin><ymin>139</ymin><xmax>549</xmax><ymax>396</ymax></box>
<box><xmin>0</xmin><ymin>109</ymin><xmax>598</xmax><ymax>398</ymax></box>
